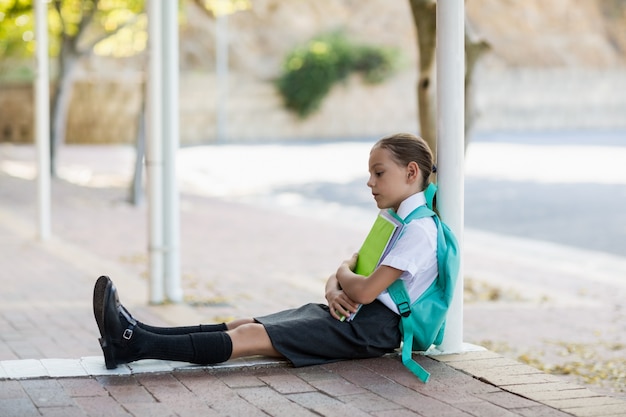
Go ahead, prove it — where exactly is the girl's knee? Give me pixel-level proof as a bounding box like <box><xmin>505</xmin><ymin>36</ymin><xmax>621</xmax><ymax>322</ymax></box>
<box><xmin>226</xmin><ymin>318</ymin><xmax>255</xmax><ymax>330</ymax></box>
<box><xmin>227</xmin><ymin>323</ymin><xmax>279</xmax><ymax>358</ymax></box>
<box><xmin>229</xmin><ymin>322</ymin><xmax>266</xmax><ymax>339</ymax></box>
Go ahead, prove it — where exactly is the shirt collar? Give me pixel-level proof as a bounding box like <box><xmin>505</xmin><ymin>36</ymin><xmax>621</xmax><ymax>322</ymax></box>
<box><xmin>395</xmin><ymin>192</ymin><xmax>427</xmax><ymax>220</ymax></box>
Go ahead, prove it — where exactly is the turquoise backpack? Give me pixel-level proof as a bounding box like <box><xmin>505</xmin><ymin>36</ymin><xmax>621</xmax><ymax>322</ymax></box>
<box><xmin>387</xmin><ymin>183</ymin><xmax>460</xmax><ymax>383</ymax></box>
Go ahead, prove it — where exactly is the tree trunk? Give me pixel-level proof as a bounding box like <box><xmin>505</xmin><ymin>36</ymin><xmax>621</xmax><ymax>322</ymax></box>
<box><xmin>130</xmin><ymin>81</ymin><xmax>146</xmax><ymax>206</ymax></box>
<box><xmin>50</xmin><ymin>34</ymin><xmax>80</xmax><ymax>177</ymax></box>
<box><xmin>464</xmin><ymin>15</ymin><xmax>490</xmax><ymax>152</ymax></box>
<box><xmin>409</xmin><ymin>0</ymin><xmax>437</xmax><ymax>158</ymax></box>
<box><xmin>409</xmin><ymin>0</ymin><xmax>490</xmax><ymax>158</ymax></box>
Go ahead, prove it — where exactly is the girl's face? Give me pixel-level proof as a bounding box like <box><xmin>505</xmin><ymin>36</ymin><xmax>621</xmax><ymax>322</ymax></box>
<box><xmin>367</xmin><ymin>146</ymin><xmax>421</xmax><ymax>212</ymax></box>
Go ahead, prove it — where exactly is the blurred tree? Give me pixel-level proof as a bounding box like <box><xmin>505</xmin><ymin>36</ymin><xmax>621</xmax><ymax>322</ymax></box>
<box><xmin>599</xmin><ymin>0</ymin><xmax>626</xmax><ymax>57</ymax></box>
<box><xmin>276</xmin><ymin>31</ymin><xmax>400</xmax><ymax>118</ymax></box>
<box><xmin>191</xmin><ymin>0</ymin><xmax>251</xmax><ymax>17</ymax></box>
<box><xmin>409</xmin><ymin>0</ymin><xmax>489</xmax><ymax>159</ymax></box>
<box><xmin>0</xmin><ymin>0</ymin><xmax>145</xmax><ymax>176</ymax></box>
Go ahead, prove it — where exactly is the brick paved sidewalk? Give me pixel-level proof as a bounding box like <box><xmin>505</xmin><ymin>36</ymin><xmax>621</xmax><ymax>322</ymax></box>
<box><xmin>4</xmin><ymin>352</ymin><xmax>625</xmax><ymax>417</ymax></box>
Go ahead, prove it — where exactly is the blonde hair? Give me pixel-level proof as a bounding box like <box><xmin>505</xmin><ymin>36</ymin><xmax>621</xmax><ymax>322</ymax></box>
<box><xmin>374</xmin><ymin>133</ymin><xmax>434</xmax><ymax>190</ymax></box>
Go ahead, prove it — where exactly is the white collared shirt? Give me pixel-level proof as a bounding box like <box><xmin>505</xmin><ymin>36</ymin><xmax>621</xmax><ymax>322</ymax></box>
<box><xmin>376</xmin><ymin>192</ymin><xmax>438</xmax><ymax>314</ymax></box>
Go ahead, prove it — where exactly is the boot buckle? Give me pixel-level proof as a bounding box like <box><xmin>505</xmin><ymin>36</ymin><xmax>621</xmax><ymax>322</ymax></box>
<box><xmin>123</xmin><ymin>328</ymin><xmax>134</xmax><ymax>340</ymax></box>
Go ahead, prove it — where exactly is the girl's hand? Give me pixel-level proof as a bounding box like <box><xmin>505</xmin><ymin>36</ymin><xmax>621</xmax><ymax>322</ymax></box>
<box><xmin>340</xmin><ymin>253</ymin><xmax>358</xmax><ymax>273</ymax></box>
<box><xmin>325</xmin><ymin>287</ymin><xmax>360</xmax><ymax>321</ymax></box>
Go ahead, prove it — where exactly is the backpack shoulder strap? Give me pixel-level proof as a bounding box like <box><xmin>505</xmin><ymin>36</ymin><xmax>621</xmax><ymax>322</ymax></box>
<box><xmin>424</xmin><ymin>183</ymin><xmax>437</xmax><ymax>211</ymax></box>
<box><xmin>404</xmin><ymin>205</ymin><xmax>435</xmax><ymax>223</ymax></box>
<box><xmin>387</xmin><ymin>280</ymin><xmax>432</xmax><ymax>382</ymax></box>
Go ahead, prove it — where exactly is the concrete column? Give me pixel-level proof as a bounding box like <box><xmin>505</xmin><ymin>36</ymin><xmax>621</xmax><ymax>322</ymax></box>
<box><xmin>161</xmin><ymin>0</ymin><xmax>183</xmax><ymax>303</ymax></box>
<box><xmin>436</xmin><ymin>0</ymin><xmax>465</xmax><ymax>352</ymax></box>
<box><xmin>147</xmin><ymin>0</ymin><xmax>164</xmax><ymax>303</ymax></box>
<box><xmin>34</xmin><ymin>0</ymin><xmax>51</xmax><ymax>241</ymax></box>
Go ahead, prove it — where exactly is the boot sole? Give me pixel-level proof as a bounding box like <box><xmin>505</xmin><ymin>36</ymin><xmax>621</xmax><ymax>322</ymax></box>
<box><xmin>93</xmin><ymin>276</ymin><xmax>117</xmax><ymax>369</ymax></box>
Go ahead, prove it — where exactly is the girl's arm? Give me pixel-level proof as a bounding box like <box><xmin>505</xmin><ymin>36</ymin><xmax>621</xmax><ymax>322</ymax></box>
<box><xmin>325</xmin><ymin>272</ymin><xmax>360</xmax><ymax>321</ymax></box>
<box><xmin>336</xmin><ymin>253</ymin><xmax>403</xmax><ymax>304</ymax></box>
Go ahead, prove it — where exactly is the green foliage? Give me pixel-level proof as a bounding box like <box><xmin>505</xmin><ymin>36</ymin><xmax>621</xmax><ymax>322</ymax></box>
<box><xmin>352</xmin><ymin>44</ymin><xmax>400</xmax><ymax>84</ymax></box>
<box><xmin>0</xmin><ymin>0</ymin><xmax>34</xmax><ymax>59</ymax></box>
<box><xmin>276</xmin><ymin>31</ymin><xmax>400</xmax><ymax>118</ymax></box>
<box><xmin>0</xmin><ymin>0</ymin><xmax>146</xmax><ymax>79</ymax></box>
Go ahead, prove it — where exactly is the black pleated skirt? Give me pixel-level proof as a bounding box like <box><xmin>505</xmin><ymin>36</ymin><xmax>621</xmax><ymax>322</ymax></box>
<box><xmin>255</xmin><ymin>300</ymin><xmax>401</xmax><ymax>367</ymax></box>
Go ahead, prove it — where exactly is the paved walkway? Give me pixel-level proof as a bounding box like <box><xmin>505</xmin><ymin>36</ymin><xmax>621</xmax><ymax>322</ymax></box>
<box><xmin>1</xmin><ymin>143</ymin><xmax>625</xmax><ymax>416</ymax></box>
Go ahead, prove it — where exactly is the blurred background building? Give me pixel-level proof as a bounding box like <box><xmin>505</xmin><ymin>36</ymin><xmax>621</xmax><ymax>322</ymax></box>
<box><xmin>1</xmin><ymin>0</ymin><xmax>625</xmax><ymax>145</ymax></box>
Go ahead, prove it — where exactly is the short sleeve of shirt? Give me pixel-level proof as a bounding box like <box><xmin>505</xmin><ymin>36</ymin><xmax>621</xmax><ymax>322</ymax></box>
<box><xmin>376</xmin><ymin>216</ymin><xmax>438</xmax><ymax>314</ymax></box>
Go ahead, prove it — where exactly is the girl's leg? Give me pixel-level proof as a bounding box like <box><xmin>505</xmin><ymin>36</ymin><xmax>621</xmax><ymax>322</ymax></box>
<box><xmin>138</xmin><ymin>322</ymin><xmax>227</xmax><ymax>334</ymax></box>
<box><xmin>94</xmin><ymin>276</ymin><xmax>281</xmax><ymax>368</ymax></box>
<box><xmin>111</xmin><ymin>308</ymin><xmax>279</xmax><ymax>365</ymax></box>
<box><xmin>226</xmin><ymin>318</ymin><xmax>255</xmax><ymax>330</ymax></box>
<box><xmin>120</xmin><ymin>305</ymin><xmax>228</xmax><ymax>335</ymax></box>
<box><xmin>112</xmin><ymin>318</ymin><xmax>281</xmax><ymax>365</ymax></box>
<box><xmin>227</xmin><ymin>323</ymin><xmax>282</xmax><ymax>359</ymax></box>
<box><xmin>124</xmin><ymin>306</ymin><xmax>253</xmax><ymax>335</ymax></box>
<box><xmin>119</xmin><ymin>325</ymin><xmax>233</xmax><ymax>365</ymax></box>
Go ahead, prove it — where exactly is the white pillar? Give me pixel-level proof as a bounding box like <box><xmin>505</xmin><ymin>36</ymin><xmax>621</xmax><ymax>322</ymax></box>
<box><xmin>161</xmin><ymin>0</ymin><xmax>183</xmax><ymax>302</ymax></box>
<box><xmin>147</xmin><ymin>0</ymin><xmax>164</xmax><ymax>304</ymax></box>
<box><xmin>34</xmin><ymin>0</ymin><xmax>51</xmax><ymax>241</ymax></box>
<box><xmin>436</xmin><ymin>0</ymin><xmax>465</xmax><ymax>352</ymax></box>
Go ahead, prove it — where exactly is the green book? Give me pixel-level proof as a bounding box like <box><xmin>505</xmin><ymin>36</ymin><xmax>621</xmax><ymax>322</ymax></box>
<box><xmin>354</xmin><ymin>209</ymin><xmax>404</xmax><ymax>276</ymax></box>
<box><xmin>341</xmin><ymin>210</ymin><xmax>403</xmax><ymax>321</ymax></box>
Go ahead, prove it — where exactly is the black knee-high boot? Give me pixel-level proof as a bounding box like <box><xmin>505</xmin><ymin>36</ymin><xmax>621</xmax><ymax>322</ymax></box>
<box><xmin>138</xmin><ymin>322</ymin><xmax>227</xmax><ymax>335</ymax></box>
<box><xmin>120</xmin><ymin>325</ymin><xmax>233</xmax><ymax>365</ymax></box>
<box><xmin>119</xmin><ymin>305</ymin><xmax>227</xmax><ymax>335</ymax></box>
<box><xmin>95</xmin><ymin>275</ymin><xmax>233</xmax><ymax>369</ymax></box>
